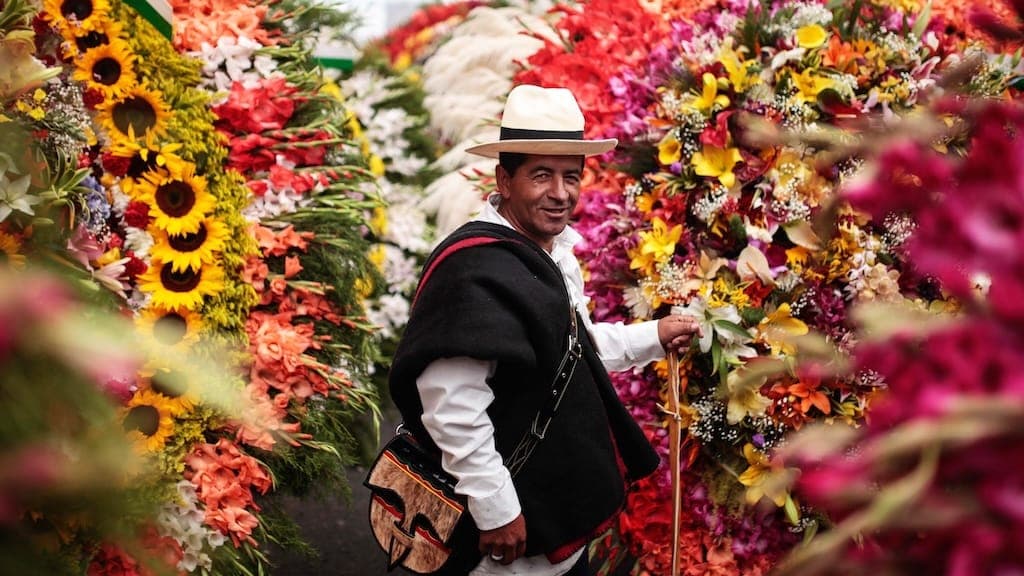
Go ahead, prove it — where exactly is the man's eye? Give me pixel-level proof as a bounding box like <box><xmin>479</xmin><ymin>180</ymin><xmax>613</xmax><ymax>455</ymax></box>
<box><xmin>531</xmin><ymin>173</ymin><xmax>552</xmax><ymax>183</ymax></box>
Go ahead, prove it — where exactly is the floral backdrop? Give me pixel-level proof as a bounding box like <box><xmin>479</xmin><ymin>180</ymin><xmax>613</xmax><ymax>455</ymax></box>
<box><xmin>511</xmin><ymin>0</ymin><xmax>1022</xmax><ymax>574</ymax></box>
<box><xmin>3</xmin><ymin>0</ymin><xmax>1024</xmax><ymax>574</ymax></box>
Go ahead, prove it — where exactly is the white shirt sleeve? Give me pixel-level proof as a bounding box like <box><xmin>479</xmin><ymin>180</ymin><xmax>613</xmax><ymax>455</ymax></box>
<box><xmin>581</xmin><ymin>315</ymin><xmax>664</xmax><ymax>373</ymax></box>
<box><xmin>553</xmin><ymin>244</ymin><xmax>665</xmax><ymax>372</ymax></box>
<box><xmin>416</xmin><ymin>357</ymin><xmax>522</xmax><ymax>531</ymax></box>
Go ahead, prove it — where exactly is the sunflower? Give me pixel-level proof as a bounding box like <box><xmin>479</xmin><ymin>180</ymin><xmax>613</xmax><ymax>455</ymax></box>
<box><xmin>138</xmin><ymin>259</ymin><xmax>225</xmax><ymax>311</ymax></box>
<box><xmin>73</xmin><ymin>38</ymin><xmax>136</xmax><ymax>99</ymax></box>
<box><xmin>0</xmin><ymin>231</ymin><xmax>26</xmax><ymax>269</ymax></box>
<box><xmin>42</xmin><ymin>0</ymin><xmax>111</xmax><ymax>38</ymax></box>
<box><xmin>149</xmin><ymin>216</ymin><xmax>228</xmax><ymax>272</ymax></box>
<box><xmin>135</xmin><ymin>164</ymin><xmax>215</xmax><ymax>235</ymax></box>
<box><xmin>136</xmin><ymin>305</ymin><xmax>203</xmax><ymax>349</ymax></box>
<box><xmin>122</xmin><ymin>389</ymin><xmax>176</xmax><ymax>453</ymax></box>
<box><xmin>108</xmin><ymin>131</ymin><xmax>186</xmax><ymax>179</ymax></box>
<box><xmin>137</xmin><ymin>361</ymin><xmax>199</xmax><ymax>415</ymax></box>
<box><xmin>64</xmin><ymin>17</ymin><xmax>125</xmax><ymax>59</ymax></box>
<box><xmin>95</xmin><ymin>84</ymin><xmax>170</xmax><ymax>141</ymax></box>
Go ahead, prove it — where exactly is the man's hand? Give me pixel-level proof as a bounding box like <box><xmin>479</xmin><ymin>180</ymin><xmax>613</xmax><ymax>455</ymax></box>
<box><xmin>478</xmin><ymin>514</ymin><xmax>526</xmax><ymax>565</ymax></box>
<box><xmin>658</xmin><ymin>314</ymin><xmax>702</xmax><ymax>355</ymax></box>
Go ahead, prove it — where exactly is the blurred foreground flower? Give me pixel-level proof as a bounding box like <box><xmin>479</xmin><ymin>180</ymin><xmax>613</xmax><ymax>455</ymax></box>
<box><xmin>776</xmin><ymin>96</ymin><xmax>1024</xmax><ymax>575</ymax></box>
<box><xmin>0</xmin><ymin>265</ymin><xmax>246</xmax><ymax>574</ymax></box>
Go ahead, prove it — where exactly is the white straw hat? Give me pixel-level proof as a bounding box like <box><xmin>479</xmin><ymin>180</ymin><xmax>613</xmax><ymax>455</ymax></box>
<box><xmin>465</xmin><ymin>84</ymin><xmax>618</xmax><ymax>158</ymax></box>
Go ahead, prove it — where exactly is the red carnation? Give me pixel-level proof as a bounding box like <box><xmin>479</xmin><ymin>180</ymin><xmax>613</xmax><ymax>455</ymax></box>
<box><xmin>82</xmin><ymin>88</ymin><xmax>105</xmax><ymax>110</ymax></box>
<box><xmin>123</xmin><ymin>201</ymin><xmax>151</xmax><ymax>229</ymax></box>
<box><xmin>124</xmin><ymin>251</ymin><xmax>148</xmax><ymax>281</ymax></box>
<box><xmin>102</xmin><ymin>152</ymin><xmax>132</xmax><ymax>177</ymax></box>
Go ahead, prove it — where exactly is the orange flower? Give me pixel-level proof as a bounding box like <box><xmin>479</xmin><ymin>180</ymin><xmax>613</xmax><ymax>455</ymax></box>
<box><xmin>821</xmin><ymin>35</ymin><xmax>860</xmax><ymax>75</ymax></box>
<box><xmin>283</xmin><ymin>255</ymin><xmax>302</xmax><ymax>278</ymax></box>
<box><xmin>185</xmin><ymin>438</ymin><xmax>272</xmax><ymax>546</ymax></box>
<box><xmin>253</xmin><ymin>224</ymin><xmax>313</xmax><ymax>257</ymax></box>
<box><xmin>772</xmin><ymin>375</ymin><xmax>831</xmax><ymax>415</ymax></box>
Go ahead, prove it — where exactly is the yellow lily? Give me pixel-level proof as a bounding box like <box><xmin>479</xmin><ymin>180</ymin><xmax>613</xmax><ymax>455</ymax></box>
<box><xmin>726</xmin><ymin>366</ymin><xmax>771</xmax><ymax>424</ymax></box>
<box><xmin>790</xmin><ymin>68</ymin><xmax>835</xmax><ymax>105</ymax></box>
<box><xmin>719</xmin><ymin>40</ymin><xmax>759</xmax><ymax>93</ymax></box>
<box><xmin>795</xmin><ymin>24</ymin><xmax>828</xmax><ymax>49</ymax></box>
<box><xmin>757</xmin><ymin>303</ymin><xmax>809</xmax><ymax>356</ymax></box>
<box><xmin>639</xmin><ymin>216</ymin><xmax>683</xmax><ymax>263</ymax></box>
<box><xmin>738</xmin><ymin>443</ymin><xmax>792</xmax><ymax>507</ymax></box>
<box><xmin>692</xmin><ymin>144</ymin><xmax>743</xmax><ymax>188</ymax></box>
<box><xmin>657</xmin><ymin>132</ymin><xmax>682</xmax><ymax>165</ymax></box>
<box><xmin>690</xmin><ymin>72</ymin><xmax>730</xmax><ymax>113</ymax></box>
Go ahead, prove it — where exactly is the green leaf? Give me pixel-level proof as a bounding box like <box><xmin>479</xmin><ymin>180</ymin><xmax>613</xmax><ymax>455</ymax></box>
<box><xmin>911</xmin><ymin>0</ymin><xmax>932</xmax><ymax>39</ymax></box>
<box><xmin>713</xmin><ymin>319</ymin><xmax>752</xmax><ymax>339</ymax></box>
<box><xmin>784</xmin><ymin>494</ymin><xmax>801</xmax><ymax>525</ymax></box>
<box><xmin>711</xmin><ymin>337</ymin><xmax>722</xmax><ymax>376</ymax></box>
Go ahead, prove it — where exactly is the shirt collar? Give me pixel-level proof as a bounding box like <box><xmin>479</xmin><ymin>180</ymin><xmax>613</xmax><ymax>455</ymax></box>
<box><xmin>477</xmin><ymin>193</ymin><xmax>582</xmax><ymax>257</ymax></box>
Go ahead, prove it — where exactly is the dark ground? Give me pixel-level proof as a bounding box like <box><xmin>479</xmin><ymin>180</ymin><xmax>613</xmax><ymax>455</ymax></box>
<box><xmin>268</xmin><ymin>407</ymin><xmax>406</xmax><ymax>576</ymax></box>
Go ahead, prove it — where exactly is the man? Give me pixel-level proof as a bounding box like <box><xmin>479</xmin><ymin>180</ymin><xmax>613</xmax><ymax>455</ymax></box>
<box><xmin>389</xmin><ymin>85</ymin><xmax>700</xmax><ymax>576</ymax></box>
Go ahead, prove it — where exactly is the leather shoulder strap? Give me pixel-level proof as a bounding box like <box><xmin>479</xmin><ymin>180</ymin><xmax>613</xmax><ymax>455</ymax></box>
<box><xmin>413</xmin><ymin>236</ymin><xmax>504</xmax><ymax>304</ymax></box>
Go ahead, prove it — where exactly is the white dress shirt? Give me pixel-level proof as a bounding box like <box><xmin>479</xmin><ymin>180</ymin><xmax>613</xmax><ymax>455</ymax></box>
<box><xmin>416</xmin><ymin>196</ymin><xmax>664</xmax><ymax>576</ymax></box>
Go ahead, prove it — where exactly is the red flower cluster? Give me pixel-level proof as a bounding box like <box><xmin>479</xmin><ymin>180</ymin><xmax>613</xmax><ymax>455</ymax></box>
<box><xmin>236</xmin><ymin>224</ymin><xmax>353</xmax><ymax>450</ymax></box>
<box><xmin>515</xmin><ymin>0</ymin><xmax>671</xmax><ymax>138</ymax></box>
<box><xmin>376</xmin><ymin>1</ymin><xmax>485</xmax><ymax>66</ymax></box>
<box><xmin>214</xmin><ymin>78</ymin><xmax>333</xmax><ymax>175</ymax></box>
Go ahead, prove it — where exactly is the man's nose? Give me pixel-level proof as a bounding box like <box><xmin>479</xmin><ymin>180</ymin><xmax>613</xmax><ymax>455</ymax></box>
<box><xmin>548</xmin><ymin>176</ymin><xmax>569</xmax><ymax>200</ymax></box>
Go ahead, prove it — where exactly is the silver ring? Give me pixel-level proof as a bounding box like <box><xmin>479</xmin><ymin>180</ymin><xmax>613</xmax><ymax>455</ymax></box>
<box><xmin>490</xmin><ymin>553</ymin><xmax>504</xmax><ymax>561</ymax></box>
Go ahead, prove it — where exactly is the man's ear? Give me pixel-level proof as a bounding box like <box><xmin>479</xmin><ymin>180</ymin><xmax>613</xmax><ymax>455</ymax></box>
<box><xmin>495</xmin><ymin>164</ymin><xmax>511</xmax><ymax>199</ymax></box>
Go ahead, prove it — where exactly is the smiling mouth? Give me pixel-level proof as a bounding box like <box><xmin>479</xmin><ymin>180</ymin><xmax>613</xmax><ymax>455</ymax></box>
<box><xmin>542</xmin><ymin>207</ymin><xmax>569</xmax><ymax>217</ymax></box>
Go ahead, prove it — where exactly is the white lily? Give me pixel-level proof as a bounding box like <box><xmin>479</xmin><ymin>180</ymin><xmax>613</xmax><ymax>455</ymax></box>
<box><xmin>674</xmin><ymin>297</ymin><xmax>758</xmax><ymax>361</ymax></box>
<box><xmin>0</xmin><ymin>166</ymin><xmax>39</xmax><ymax>222</ymax></box>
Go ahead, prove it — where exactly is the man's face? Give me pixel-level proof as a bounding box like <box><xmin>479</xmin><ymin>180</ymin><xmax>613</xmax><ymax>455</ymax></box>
<box><xmin>496</xmin><ymin>154</ymin><xmax>584</xmax><ymax>251</ymax></box>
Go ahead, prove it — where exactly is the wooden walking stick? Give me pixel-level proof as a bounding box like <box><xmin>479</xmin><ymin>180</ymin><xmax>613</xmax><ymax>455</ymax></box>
<box><xmin>667</xmin><ymin>347</ymin><xmax>682</xmax><ymax>576</ymax></box>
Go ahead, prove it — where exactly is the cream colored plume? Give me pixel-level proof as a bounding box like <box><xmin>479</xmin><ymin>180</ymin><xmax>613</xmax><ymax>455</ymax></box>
<box><xmin>417</xmin><ymin>6</ymin><xmax>561</xmax><ymax>239</ymax></box>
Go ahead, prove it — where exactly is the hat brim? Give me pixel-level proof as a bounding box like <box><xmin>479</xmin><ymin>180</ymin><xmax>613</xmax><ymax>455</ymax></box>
<box><xmin>464</xmin><ymin>138</ymin><xmax>618</xmax><ymax>159</ymax></box>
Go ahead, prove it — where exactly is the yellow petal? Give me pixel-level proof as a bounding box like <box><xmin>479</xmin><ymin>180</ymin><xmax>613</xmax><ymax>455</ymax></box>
<box><xmin>796</xmin><ymin>24</ymin><xmax>828</xmax><ymax>49</ymax></box>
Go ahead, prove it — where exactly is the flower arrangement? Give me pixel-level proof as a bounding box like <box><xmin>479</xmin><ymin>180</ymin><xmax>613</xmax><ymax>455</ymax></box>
<box><xmin>3</xmin><ymin>0</ymin><xmax>386</xmax><ymax>572</ymax></box>
<box><xmin>339</xmin><ymin>59</ymin><xmax>438</xmax><ymax>346</ymax></box>
<box><xmin>169</xmin><ymin>0</ymin><xmax>386</xmax><ymax>557</ymax></box>
<box><xmin>513</xmin><ymin>0</ymin><xmax>1022</xmax><ymax>573</ymax></box>
<box><xmin>0</xmin><ymin>266</ymin><xmax>184</xmax><ymax>575</ymax></box>
<box><xmin>372</xmin><ymin>0</ymin><xmax>486</xmax><ymax>71</ymax></box>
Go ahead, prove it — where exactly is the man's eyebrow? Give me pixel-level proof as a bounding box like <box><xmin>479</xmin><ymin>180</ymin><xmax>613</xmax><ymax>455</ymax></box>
<box><xmin>528</xmin><ymin>165</ymin><xmax>582</xmax><ymax>175</ymax></box>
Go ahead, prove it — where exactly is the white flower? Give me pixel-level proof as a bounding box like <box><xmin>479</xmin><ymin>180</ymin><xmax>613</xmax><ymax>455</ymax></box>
<box><xmin>623</xmin><ymin>285</ymin><xmax>653</xmax><ymax>319</ymax></box>
<box><xmin>675</xmin><ymin>298</ymin><xmax>757</xmax><ymax>361</ymax></box>
<box><xmin>382</xmin><ymin>245</ymin><xmax>419</xmax><ymax>294</ymax></box>
<box><xmin>0</xmin><ymin>166</ymin><xmax>39</xmax><ymax>222</ymax></box>
<box><xmin>384</xmin><ymin>203</ymin><xmax>430</xmax><ymax>253</ymax></box>
<box><xmin>157</xmin><ymin>481</ymin><xmax>225</xmax><ymax>572</ymax></box>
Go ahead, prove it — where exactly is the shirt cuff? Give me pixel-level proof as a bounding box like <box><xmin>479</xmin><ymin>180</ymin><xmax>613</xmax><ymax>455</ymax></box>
<box><xmin>467</xmin><ymin>471</ymin><xmax>522</xmax><ymax>531</ymax></box>
<box><xmin>624</xmin><ymin>319</ymin><xmax>665</xmax><ymax>366</ymax></box>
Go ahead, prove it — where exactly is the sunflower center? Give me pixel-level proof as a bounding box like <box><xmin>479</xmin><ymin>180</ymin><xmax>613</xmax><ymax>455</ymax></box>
<box><xmin>153</xmin><ymin>312</ymin><xmax>188</xmax><ymax>345</ymax></box>
<box><xmin>159</xmin><ymin>263</ymin><xmax>202</xmax><ymax>293</ymax></box>
<box><xmin>168</xmin><ymin>224</ymin><xmax>208</xmax><ymax>253</ymax></box>
<box><xmin>75</xmin><ymin>31</ymin><xmax>108</xmax><ymax>52</ymax></box>
<box><xmin>155</xmin><ymin>180</ymin><xmax>196</xmax><ymax>217</ymax></box>
<box><xmin>124</xmin><ymin>405</ymin><xmax>159</xmax><ymax>436</ymax></box>
<box><xmin>151</xmin><ymin>368</ymin><xmax>187</xmax><ymax>398</ymax></box>
<box><xmin>128</xmin><ymin>155</ymin><xmax>158</xmax><ymax>178</ymax></box>
<box><xmin>111</xmin><ymin>95</ymin><xmax>157</xmax><ymax>137</ymax></box>
<box><xmin>61</xmin><ymin>0</ymin><xmax>94</xmax><ymax>20</ymax></box>
<box><xmin>92</xmin><ymin>57</ymin><xmax>122</xmax><ymax>86</ymax></box>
